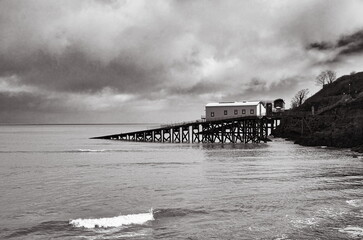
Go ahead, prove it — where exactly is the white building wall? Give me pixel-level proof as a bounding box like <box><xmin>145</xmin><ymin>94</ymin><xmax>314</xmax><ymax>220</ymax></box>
<box><xmin>205</xmin><ymin>102</ymin><xmax>267</xmax><ymax>121</ymax></box>
<box><xmin>206</xmin><ymin>105</ymin><xmax>257</xmax><ymax>121</ymax></box>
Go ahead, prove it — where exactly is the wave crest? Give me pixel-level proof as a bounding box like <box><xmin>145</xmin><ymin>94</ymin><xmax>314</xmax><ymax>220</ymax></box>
<box><xmin>338</xmin><ymin>226</ymin><xmax>363</xmax><ymax>238</ymax></box>
<box><xmin>153</xmin><ymin>208</ymin><xmax>208</xmax><ymax>218</ymax></box>
<box><xmin>76</xmin><ymin>149</ymin><xmax>107</xmax><ymax>152</ymax></box>
<box><xmin>346</xmin><ymin>199</ymin><xmax>363</xmax><ymax>207</ymax></box>
<box><xmin>69</xmin><ymin>210</ymin><xmax>154</xmax><ymax>229</ymax></box>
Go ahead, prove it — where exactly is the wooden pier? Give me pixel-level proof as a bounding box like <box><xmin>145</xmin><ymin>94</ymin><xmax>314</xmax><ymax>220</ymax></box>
<box><xmin>92</xmin><ymin>116</ymin><xmax>280</xmax><ymax>143</ymax></box>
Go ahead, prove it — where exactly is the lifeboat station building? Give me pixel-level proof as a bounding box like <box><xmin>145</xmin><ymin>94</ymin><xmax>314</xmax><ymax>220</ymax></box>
<box><xmin>205</xmin><ymin>101</ymin><xmax>266</xmax><ymax>121</ymax></box>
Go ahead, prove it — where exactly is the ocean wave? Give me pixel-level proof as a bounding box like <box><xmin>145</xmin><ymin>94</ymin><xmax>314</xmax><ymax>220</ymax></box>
<box><xmin>290</xmin><ymin>217</ymin><xmax>318</xmax><ymax>228</ymax></box>
<box><xmin>153</xmin><ymin>208</ymin><xmax>208</xmax><ymax>218</ymax></box>
<box><xmin>338</xmin><ymin>226</ymin><xmax>363</xmax><ymax>238</ymax></box>
<box><xmin>69</xmin><ymin>210</ymin><xmax>154</xmax><ymax>229</ymax></box>
<box><xmin>75</xmin><ymin>149</ymin><xmax>108</xmax><ymax>152</ymax></box>
<box><xmin>72</xmin><ymin>149</ymin><xmax>146</xmax><ymax>153</ymax></box>
<box><xmin>317</xmin><ymin>207</ymin><xmax>346</xmax><ymax>219</ymax></box>
<box><xmin>69</xmin><ymin>207</ymin><xmax>207</xmax><ymax>229</ymax></box>
<box><xmin>274</xmin><ymin>234</ymin><xmax>290</xmax><ymax>240</ymax></box>
<box><xmin>135</xmin><ymin>162</ymin><xmax>196</xmax><ymax>166</ymax></box>
<box><xmin>0</xmin><ymin>149</ymin><xmax>119</xmax><ymax>153</ymax></box>
<box><xmin>5</xmin><ymin>221</ymin><xmax>70</xmax><ymax>238</ymax></box>
<box><xmin>346</xmin><ymin>199</ymin><xmax>363</xmax><ymax>207</ymax></box>
<box><xmin>78</xmin><ymin>231</ymin><xmax>149</xmax><ymax>240</ymax></box>
<box><xmin>0</xmin><ymin>149</ymin><xmax>148</xmax><ymax>154</ymax></box>
<box><xmin>290</xmin><ymin>206</ymin><xmax>349</xmax><ymax>229</ymax></box>
<box><xmin>71</xmin><ymin>149</ymin><xmax>129</xmax><ymax>153</ymax></box>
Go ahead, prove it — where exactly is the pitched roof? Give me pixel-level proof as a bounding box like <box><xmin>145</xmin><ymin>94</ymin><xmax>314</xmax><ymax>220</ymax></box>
<box><xmin>206</xmin><ymin>101</ymin><xmax>262</xmax><ymax>107</ymax></box>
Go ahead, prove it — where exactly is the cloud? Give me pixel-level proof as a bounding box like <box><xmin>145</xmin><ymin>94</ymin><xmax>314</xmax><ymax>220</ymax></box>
<box><xmin>1</xmin><ymin>0</ymin><xmax>363</xmax><ymax>123</ymax></box>
<box><xmin>222</xmin><ymin>76</ymin><xmax>309</xmax><ymax>103</ymax></box>
<box><xmin>308</xmin><ymin>42</ymin><xmax>335</xmax><ymax>51</ymax></box>
<box><xmin>338</xmin><ymin>30</ymin><xmax>363</xmax><ymax>55</ymax></box>
<box><xmin>307</xmin><ymin>29</ymin><xmax>363</xmax><ymax>62</ymax></box>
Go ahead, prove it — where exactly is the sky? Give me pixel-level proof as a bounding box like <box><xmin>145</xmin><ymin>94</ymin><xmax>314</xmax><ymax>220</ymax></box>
<box><xmin>1</xmin><ymin>0</ymin><xmax>363</xmax><ymax>124</ymax></box>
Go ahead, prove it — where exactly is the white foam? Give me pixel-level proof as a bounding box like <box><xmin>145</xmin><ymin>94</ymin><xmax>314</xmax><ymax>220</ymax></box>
<box><xmin>338</xmin><ymin>226</ymin><xmax>363</xmax><ymax>238</ymax></box>
<box><xmin>69</xmin><ymin>210</ymin><xmax>154</xmax><ymax>229</ymax></box>
<box><xmin>317</xmin><ymin>207</ymin><xmax>346</xmax><ymax>218</ymax></box>
<box><xmin>346</xmin><ymin>199</ymin><xmax>363</xmax><ymax>207</ymax></box>
<box><xmin>274</xmin><ymin>234</ymin><xmax>290</xmax><ymax>240</ymax></box>
<box><xmin>77</xmin><ymin>149</ymin><xmax>107</xmax><ymax>152</ymax></box>
<box><xmin>290</xmin><ymin>217</ymin><xmax>318</xmax><ymax>228</ymax></box>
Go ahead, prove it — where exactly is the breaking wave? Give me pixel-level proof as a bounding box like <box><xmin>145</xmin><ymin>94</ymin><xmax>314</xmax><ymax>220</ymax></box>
<box><xmin>338</xmin><ymin>226</ymin><xmax>363</xmax><ymax>238</ymax></box>
<box><xmin>290</xmin><ymin>217</ymin><xmax>318</xmax><ymax>228</ymax></box>
<box><xmin>153</xmin><ymin>208</ymin><xmax>208</xmax><ymax>218</ymax></box>
<box><xmin>72</xmin><ymin>149</ymin><xmax>147</xmax><ymax>153</ymax></box>
<box><xmin>346</xmin><ymin>199</ymin><xmax>363</xmax><ymax>207</ymax></box>
<box><xmin>75</xmin><ymin>149</ymin><xmax>108</xmax><ymax>152</ymax></box>
<box><xmin>69</xmin><ymin>208</ymin><xmax>207</xmax><ymax>229</ymax></box>
<box><xmin>69</xmin><ymin>210</ymin><xmax>154</xmax><ymax>229</ymax></box>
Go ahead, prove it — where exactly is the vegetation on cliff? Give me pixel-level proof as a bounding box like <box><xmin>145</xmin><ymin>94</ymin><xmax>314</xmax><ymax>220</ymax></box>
<box><xmin>273</xmin><ymin>72</ymin><xmax>363</xmax><ymax>152</ymax></box>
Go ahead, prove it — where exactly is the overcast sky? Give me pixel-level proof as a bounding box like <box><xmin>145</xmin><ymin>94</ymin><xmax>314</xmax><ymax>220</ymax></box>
<box><xmin>1</xmin><ymin>0</ymin><xmax>363</xmax><ymax>123</ymax></box>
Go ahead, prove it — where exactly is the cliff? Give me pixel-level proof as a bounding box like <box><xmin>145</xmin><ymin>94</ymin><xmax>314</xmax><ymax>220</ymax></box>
<box><xmin>273</xmin><ymin>72</ymin><xmax>363</xmax><ymax>152</ymax></box>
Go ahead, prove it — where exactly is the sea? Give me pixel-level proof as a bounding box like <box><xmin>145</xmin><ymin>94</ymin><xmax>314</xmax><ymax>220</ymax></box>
<box><xmin>0</xmin><ymin>124</ymin><xmax>362</xmax><ymax>240</ymax></box>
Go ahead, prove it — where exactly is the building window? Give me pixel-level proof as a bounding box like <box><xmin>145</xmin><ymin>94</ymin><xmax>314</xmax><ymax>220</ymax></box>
<box><xmin>242</xmin><ymin>109</ymin><xmax>246</xmax><ymax>114</ymax></box>
<box><xmin>211</xmin><ymin>112</ymin><xmax>214</xmax><ymax>117</ymax></box>
<box><xmin>224</xmin><ymin>110</ymin><xmax>228</xmax><ymax>115</ymax></box>
<box><xmin>234</xmin><ymin>109</ymin><xmax>238</xmax><ymax>115</ymax></box>
<box><xmin>250</xmin><ymin>109</ymin><xmax>254</xmax><ymax>114</ymax></box>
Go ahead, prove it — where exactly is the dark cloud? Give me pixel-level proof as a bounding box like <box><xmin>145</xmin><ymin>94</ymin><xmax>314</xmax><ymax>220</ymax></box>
<box><xmin>166</xmin><ymin>80</ymin><xmax>227</xmax><ymax>96</ymax></box>
<box><xmin>308</xmin><ymin>41</ymin><xmax>335</xmax><ymax>51</ymax></box>
<box><xmin>222</xmin><ymin>76</ymin><xmax>305</xmax><ymax>103</ymax></box>
<box><xmin>8</xmin><ymin>50</ymin><xmax>167</xmax><ymax>94</ymax></box>
<box><xmin>1</xmin><ymin>0</ymin><xmax>363</xmax><ymax>123</ymax></box>
<box><xmin>0</xmin><ymin>92</ymin><xmax>45</xmax><ymax>112</ymax></box>
<box><xmin>0</xmin><ymin>91</ymin><xmax>69</xmax><ymax>123</ymax></box>
<box><xmin>307</xmin><ymin>29</ymin><xmax>363</xmax><ymax>62</ymax></box>
<box><xmin>338</xmin><ymin>30</ymin><xmax>363</xmax><ymax>55</ymax></box>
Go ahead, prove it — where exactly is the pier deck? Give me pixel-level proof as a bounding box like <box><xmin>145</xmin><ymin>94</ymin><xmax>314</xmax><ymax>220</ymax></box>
<box><xmin>92</xmin><ymin>116</ymin><xmax>280</xmax><ymax>143</ymax></box>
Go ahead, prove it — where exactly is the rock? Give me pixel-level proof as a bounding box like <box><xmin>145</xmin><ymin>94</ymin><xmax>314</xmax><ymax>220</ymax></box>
<box><xmin>352</xmin><ymin>145</ymin><xmax>363</xmax><ymax>153</ymax></box>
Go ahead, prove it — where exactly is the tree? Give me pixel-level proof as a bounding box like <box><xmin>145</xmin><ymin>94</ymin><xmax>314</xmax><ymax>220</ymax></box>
<box><xmin>291</xmin><ymin>88</ymin><xmax>309</xmax><ymax>109</ymax></box>
<box><xmin>316</xmin><ymin>70</ymin><xmax>336</xmax><ymax>86</ymax></box>
<box><xmin>325</xmin><ymin>70</ymin><xmax>336</xmax><ymax>84</ymax></box>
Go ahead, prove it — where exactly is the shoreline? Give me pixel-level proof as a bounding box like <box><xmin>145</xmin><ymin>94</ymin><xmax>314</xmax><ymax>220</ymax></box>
<box><xmin>273</xmin><ymin>136</ymin><xmax>363</xmax><ymax>155</ymax></box>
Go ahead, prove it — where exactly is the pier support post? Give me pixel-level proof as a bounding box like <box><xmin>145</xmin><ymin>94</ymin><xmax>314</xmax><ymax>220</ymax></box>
<box><xmin>192</xmin><ymin>124</ymin><xmax>200</xmax><ymax>143</ymax></box>
<box><xmin>182</xmin><ymin>126</ymin><xmax>190</xmax><ymax>143</ymax></box>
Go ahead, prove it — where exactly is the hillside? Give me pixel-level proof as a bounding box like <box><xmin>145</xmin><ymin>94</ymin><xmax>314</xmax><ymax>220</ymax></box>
<box><xmin>273</xmin><ymin>71</ymin><xmax>363</xmax><ymax>153</ymax></box>
<box><xmin>298</xmin><ymin>71</ymin><xmax>363</xmax><ymax>113</ymax></box>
